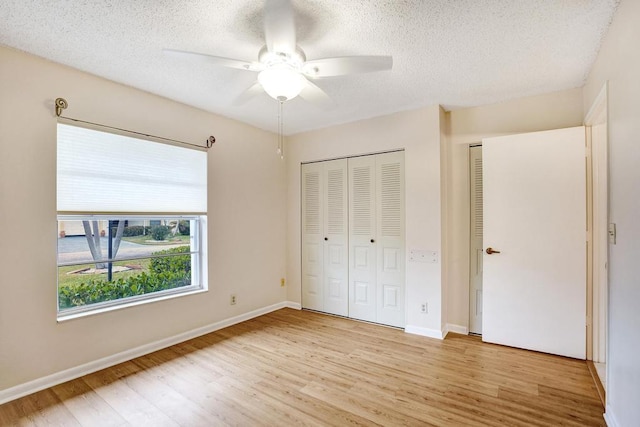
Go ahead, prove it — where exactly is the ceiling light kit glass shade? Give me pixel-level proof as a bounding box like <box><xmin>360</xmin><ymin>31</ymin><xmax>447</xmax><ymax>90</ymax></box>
<box><xmin>258</xmin><ymin>61</ymin><xmax>305</xmax><ymax>160</ymax></box>
<box><xmin>258</xmin><ymin>65</ymin><xmax>305</xmax><ymax>101</ymax></box>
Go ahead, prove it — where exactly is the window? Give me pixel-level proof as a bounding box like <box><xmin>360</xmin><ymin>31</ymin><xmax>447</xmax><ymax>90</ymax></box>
<box><xmin>56</xmin><ymin>123</ymin><xmax>207</xmax><ymax>318</ymax></box>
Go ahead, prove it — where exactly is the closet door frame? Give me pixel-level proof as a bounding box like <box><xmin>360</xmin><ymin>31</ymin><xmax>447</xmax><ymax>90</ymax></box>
<box><xmin>301</xmin><ymin>150</ymin><xmax>406</xmax><ymax>327</ymax></box>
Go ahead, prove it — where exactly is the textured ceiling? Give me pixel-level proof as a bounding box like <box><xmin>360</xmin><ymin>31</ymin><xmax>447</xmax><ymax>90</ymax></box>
<box><xmin>0</xmin><ymin>1</ymin><xmax>619</xmax><ymax>135</ymax></box>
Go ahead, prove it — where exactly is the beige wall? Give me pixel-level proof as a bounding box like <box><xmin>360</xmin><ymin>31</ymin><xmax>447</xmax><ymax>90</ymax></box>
<box><xmin>583</xmin><ymin>0</ymin><xmax>640</xmax><ymax>424</ymax></box>
<box><xmin>286</xmin><ymin>106</ymin><xmax>445</xmax><ymax>335</ymax></box>
<box><xmin>0</xmin><ymin>46</ymin><xmax>287</xmax><ymax>391</ymax></box>
<box><xmin>444</xmin><ymin>88</ymin><xmax>584</xmax><ymax>329</ymax></box>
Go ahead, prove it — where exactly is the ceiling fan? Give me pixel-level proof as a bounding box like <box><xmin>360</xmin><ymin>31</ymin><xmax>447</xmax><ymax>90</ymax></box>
<box><xmin>164</xmin><ymin>0</ymin><xmax>393</xmax><ymax>107</ymax></box>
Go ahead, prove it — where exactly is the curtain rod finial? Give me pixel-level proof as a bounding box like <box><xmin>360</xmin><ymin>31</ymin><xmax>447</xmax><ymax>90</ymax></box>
<box><xmin>207</xmin><ymin>136</ymin><xmax>215</xmax><ymax>148</ymax></box>
<box><xmin>55</xmin><ymin>98</ymin><xmax>68</xmax><ymax>117</ymax></box>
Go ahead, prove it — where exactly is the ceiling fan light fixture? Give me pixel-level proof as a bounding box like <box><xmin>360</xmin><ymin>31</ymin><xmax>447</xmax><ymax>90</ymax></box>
<box><xmin>258</xmin><ymin>66</ymin><xmax>305</xmax><ymax>101</ymax></box>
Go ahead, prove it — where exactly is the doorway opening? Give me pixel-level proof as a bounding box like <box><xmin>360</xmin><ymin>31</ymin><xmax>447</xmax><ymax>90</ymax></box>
<box><xmin>467</xmin><ymin>88</ymin><xmax>609</xmax><ymax>368</ymax></box>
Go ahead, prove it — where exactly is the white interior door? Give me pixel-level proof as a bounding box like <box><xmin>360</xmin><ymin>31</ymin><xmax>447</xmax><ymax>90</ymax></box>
<box><xmin>482</xmin><ymin>127</ymin><xmax>586</xmax><ymax>359</ymax></box>
<box><xmin>349</xmin><ymin>155</ymin><xmax>377</xmax><ymax>322</ymax></box>
<box><xmin>301</xmin><ymin>162</ymin><xmax>324</xmax><ymax>311</ymax></box>
<box><xmin>375</xmin><ymin>151</ymin><xmax>405</xmax><ymax>327</ymax></box>
<box><xmin>323</xmin><ymin>159</ymin><xmax>348</xmax><ymax>316</ymax></box>
<box><xmin>469</xmin><ymin>146</ymin><xmax>483</xmax><ymax>335</ymax></box>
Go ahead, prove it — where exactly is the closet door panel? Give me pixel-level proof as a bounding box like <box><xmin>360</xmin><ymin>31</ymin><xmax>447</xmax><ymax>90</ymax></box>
<box><xmin>323</xmin><ymin>159</ymin><xmax>348</xmax><ymax>316</ymax></box>
<box><xmin>376</xmin><ymin>151</ymin><xmax>406</xmax><ymax>327</ymax></box>
<box><xmin>301</xmin><ymin>162</ymin><xmax>324</xmax><ymax>311</ymax></box>
<box><xmin>348</xmin><ymin>155</ymin><xmax>377</xmax><ymax>322</ymax></box>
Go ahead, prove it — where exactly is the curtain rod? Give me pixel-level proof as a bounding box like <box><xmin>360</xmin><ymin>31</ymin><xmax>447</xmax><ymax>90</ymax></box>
<box><xmin>55</xmin><ymin>98</ymin><xmax>215</xmax><ymax>149</ymax></box>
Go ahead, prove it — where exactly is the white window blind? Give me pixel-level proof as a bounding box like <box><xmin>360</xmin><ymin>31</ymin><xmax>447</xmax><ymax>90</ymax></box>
<box><xmin>57</xmin><ymin>123</ymin><xmax>207</xmax><ymax>213</ymax></box>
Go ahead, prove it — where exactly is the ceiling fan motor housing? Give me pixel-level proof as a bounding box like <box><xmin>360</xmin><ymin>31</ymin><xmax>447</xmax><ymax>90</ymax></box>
<box><xmin>258</xmin><ymin>45</ymin><xmax>306</xmax><ymax>70</ymax></box>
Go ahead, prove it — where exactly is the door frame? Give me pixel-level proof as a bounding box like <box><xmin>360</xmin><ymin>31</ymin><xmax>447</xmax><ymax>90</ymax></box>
<box><xmin>584</xmin><ymin>83</ymin><xmax>609</xmax><ymax>368</ymax></box>
<box><xmin>300</xmin><ymin>149</ymin><xmax>406</xmax><ymax>327</ymax></box>
<box><xmin>467</xmin><ymin>123</ymin><xmax>605</xmax><ymax>354</ymax></box>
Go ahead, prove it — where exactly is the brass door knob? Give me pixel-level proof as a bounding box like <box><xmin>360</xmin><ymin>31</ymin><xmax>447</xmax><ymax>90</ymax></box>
<box><xmin>486</xmin><ymin>247</ymin><xmax>501</xmax><ymax>254</ymax></box>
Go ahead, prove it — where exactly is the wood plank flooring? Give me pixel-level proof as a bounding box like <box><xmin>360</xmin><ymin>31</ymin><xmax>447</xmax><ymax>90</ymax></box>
<box><xmin>0</xmin><ymin>308</ymin><xmax>604</xmax><ymax>426</ymax></box>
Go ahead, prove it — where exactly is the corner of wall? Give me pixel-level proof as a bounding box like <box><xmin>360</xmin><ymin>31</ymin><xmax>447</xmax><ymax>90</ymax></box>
<box><xmin>439</xmin><ymin>105</ymin><xmax>450</xmax><ymax>331</ymax></box>
<box><xmin>445</xmin><ymin>323</ymin><xmax>469</xmax><ymax>335</ymax></box>
<box><xmin>405</xmin><ymin>324</ymin><xmax>447</xmax><ymax>340</ymax></box>
<box><xmin>604</xmin><ymin>404</ymin><xmax>620</xmax><ymax>427</ymax></box>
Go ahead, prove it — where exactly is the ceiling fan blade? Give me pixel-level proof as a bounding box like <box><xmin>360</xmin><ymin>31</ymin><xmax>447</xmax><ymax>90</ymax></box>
<box><xmin>232</xmin><ymin>82</ymin><xmax>265</xmax><ymax>106</ymax></box>
<box><xmin>264</xmin><ymin>0</ymin><xmax>296</xmax><ymax>53</ymax></box>
<box><xmin>302</xmin><ymin>56</ymin><xmax>393</xmax><ymax>78</ymax></box>
<box><xmin>163</xmin><ymin>49</ymin><xmax>264</xmax><ymax>72</ymax></box>
<box><xmin>299</xmin><ymin>79</ymin><xmax>333</xmax><ymax>109</ymax></box>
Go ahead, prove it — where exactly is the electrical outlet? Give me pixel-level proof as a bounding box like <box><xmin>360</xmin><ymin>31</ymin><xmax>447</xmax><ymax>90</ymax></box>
<box><xmin>421</xmin><ymin>302</ymin><xmax>428</xmax><ymax>314</ymax></box>
<box><xmin>230</xmin><ymin>294</ymin><xmax>237</xmax><ymax>305</ymax></box>
<box><xmin>280</xmin><ymin>277</ymin><xmax>286</xmax><ymax>287</ymax></box>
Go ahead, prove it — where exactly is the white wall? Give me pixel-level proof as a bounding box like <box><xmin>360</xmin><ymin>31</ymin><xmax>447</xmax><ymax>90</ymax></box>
<box><xmin>444</xmin><ymin>89</ymin><xmax>584</xmax><ymax>330</ymax></box>
<box><xmin>286</xmin><ymin>106</ymin><xmax>446</xmax><ymax>336</ymax></box>
<box><xmin>0</xmin><ymin>46</ymin><xmax>287</xmax><ymax>393</ymax></box>
<box><xmin>583</xmin><ymin>0</ymin><xmax>640</xmax><ymax>424</ymax></box>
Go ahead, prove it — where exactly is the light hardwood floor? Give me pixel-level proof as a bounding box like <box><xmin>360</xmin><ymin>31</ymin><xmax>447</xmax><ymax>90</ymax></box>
<box><xmin>0</xmin><ymin>308</ymin><xmax>604</xmax><ymax>426</ymax></box>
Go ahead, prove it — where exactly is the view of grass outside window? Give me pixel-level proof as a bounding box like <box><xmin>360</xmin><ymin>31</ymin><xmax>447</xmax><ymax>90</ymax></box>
<box><xmin>57</xmin><ymin>217</ymin><xmax>201</xmax><ymax>313</ymax></box>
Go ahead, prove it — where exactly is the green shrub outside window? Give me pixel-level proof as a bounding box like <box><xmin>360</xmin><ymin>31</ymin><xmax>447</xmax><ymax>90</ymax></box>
<box><xmin>58</xmin><ymin>246</ymin><xmax>192</xmax><ymax>310</ymax></box>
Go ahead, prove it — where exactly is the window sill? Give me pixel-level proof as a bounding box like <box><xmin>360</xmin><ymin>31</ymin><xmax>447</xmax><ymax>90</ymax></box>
<box><xmin>57</xmin><ymin>287</ymin><xmax>207</xmax><ymax>323</ymax></box>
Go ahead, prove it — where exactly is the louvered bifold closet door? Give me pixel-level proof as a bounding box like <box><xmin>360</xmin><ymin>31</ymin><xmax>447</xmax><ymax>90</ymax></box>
<box><xmin>305</xmin><ymin>153</ymin><xmax>404</xmax><ymax>326</ymax></box>
<box><xmin>348</xmin><ymin>155</ymin><xmax>378</xmax><ymax>322</ymax></box>
<box><xmin>469</xmin><ymin>146</ymin><xmax>484</xmax><ymax>334</ymax></box>
<box><xmin>375</xmin><ymin>151</ymin><xmax>405</xmax><ymax>327</ymax></box>
<box><xmin>322</xmin><ymin>159</ymin><xmax>349</xmax><ymax>316</ymax></box>
<box><xmin>301</xmin><ymin>162</ymin><xmax>324</xmax><ymax>311</ymax></box>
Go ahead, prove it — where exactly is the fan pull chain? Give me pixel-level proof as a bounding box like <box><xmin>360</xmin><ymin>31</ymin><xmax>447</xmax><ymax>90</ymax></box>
<box><xmin>277</xmin><ymin>100</ymin><xmax>284</xmax><ymax>160</ymax></box>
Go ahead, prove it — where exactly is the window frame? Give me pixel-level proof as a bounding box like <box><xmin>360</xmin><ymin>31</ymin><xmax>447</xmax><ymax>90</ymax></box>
<box><xmin>56</xmin><ymin>121</ymin><xmax>208</xmax><ymax>321</ymax></box>
<box><xmin>56</xmin><ymin>215</ymin><xmax>207</xmax><ymax>320</ymax></box>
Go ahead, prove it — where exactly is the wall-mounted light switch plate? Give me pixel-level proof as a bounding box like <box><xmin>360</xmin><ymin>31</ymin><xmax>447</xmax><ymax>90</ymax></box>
<box><xmin>409</xmin><ymin>249</ymin><xmax>439</xmax><ymax>263</ymax></box>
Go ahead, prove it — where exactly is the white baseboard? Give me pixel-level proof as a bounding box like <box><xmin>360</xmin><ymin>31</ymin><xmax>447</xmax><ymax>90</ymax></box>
<box><xmin>406</xmin><ymin>323</ymin><xmax>468</xmax><ymax>339</ymax></box>
<box><xmin>445</xmin><ymin>323</ymin><xmax>469</xmax><ymax>335</ymax></box>
<box><xmin>0</xmin><ymin>301</ymin><xmax>297</xmax><ymax>405</ymax></box>
<box><xmin>603</xmin><ymin>404</ymin><xmax>618</xmax><ymax>427</ymax></box>
<box><xmin>404</xmin><ymin>324</ymin><xmax>446</xmax><ymax>340</ymax></box>
<box><xmin>285</xmin><ymin>301</ymin><xmax>302</xmax><ymax>310</ymax></box>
